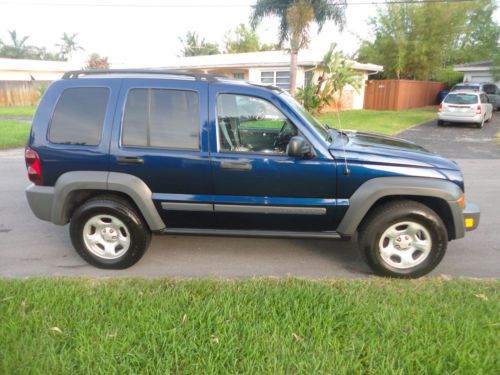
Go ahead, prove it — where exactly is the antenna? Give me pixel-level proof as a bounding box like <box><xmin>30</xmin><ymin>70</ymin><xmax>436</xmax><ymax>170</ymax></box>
<box><xmin>333</xmin><ymin>97</ymin><xmax>350</xmax><ymax>176</ymax></box>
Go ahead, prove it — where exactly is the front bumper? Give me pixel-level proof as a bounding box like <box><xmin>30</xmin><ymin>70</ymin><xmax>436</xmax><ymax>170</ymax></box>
<box><xmin>462</xmin><ymin>201</ymin><xmax>480</xmax><ymax>232</ymax></box>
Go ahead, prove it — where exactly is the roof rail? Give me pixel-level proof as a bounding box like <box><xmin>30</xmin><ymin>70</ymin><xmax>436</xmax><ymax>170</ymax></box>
<box><xmin>62</xmin><ymin>69</ymin><xmax>220</xmax><ymax>81</ymax></box>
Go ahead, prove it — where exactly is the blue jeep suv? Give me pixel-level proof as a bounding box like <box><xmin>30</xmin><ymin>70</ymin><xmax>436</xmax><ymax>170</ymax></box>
<box><xmin>25</xmin><ymin>70</ymin><xmax>480</xmax><ymax>278</ymax></box>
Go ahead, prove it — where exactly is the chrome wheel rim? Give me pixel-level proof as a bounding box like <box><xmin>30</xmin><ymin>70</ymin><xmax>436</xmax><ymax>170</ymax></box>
<box><xmin>378</xmin><ymin>221</ymin><xmax>432</xmax><ymax>269</ymax></box>
<box><xmin>82</xmin><ymin>214</ymin><xmax>131</xmax><ymax>260</ymax></box>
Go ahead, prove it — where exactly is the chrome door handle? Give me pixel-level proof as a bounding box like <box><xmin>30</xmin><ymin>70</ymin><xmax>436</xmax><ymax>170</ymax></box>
<box><xmin>220</xmin><ymin>160</ymin><xmax>252</xmax><ymax>171</ymax></box>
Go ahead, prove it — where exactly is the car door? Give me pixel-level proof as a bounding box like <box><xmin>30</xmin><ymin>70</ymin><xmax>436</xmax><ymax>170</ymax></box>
<box><xmin>208</xmin><ymin>84</ymin><xmax>344</xmax><ymax>232</ymax></box>
<box><xmin>484</xmin><ymin>85</ymin><xmax>500</xmax><ymax>110</ymax></box>
<box><xmin>110</xmin><ymin>78</ymin><xmax>214</xmax><ymax>228</ymax></box>
<box><xmin>481</xmin><ymin>93</ymin><xmax>493</xmax><ymax>119</ymax></box>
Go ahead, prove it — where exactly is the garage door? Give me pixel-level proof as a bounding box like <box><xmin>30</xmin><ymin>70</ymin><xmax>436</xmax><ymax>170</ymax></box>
<box><xmin>470</xmin><ymin>74</ymin><xmax>492</xmax><ymax>83</ymax></box>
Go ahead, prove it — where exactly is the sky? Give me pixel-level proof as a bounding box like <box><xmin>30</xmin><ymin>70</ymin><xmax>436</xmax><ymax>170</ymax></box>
<box><xmin>0</xmin><ymin>0</ymin><xmax>498</xmax><ymax>68</ymax></box>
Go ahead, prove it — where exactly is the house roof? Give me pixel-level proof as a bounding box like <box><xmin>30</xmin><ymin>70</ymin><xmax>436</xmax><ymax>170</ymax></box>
<box><xmin>0</xmin><ymin>57</ymin><xmax>79</xmax><ymax>72</ymax></box>
<box><xmin>454</xmin><ymin>60</ymin><xmax>493</xmax><ymax>72</ymax></box>
<box><xmin>157</xmin><ymin>50</ymin><xmax>383</xmax><ymax>72</ymax></box>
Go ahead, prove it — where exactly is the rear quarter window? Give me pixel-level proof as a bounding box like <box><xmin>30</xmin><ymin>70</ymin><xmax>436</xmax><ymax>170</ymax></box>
<box><xmin>48</xmin><ymin>87</ymin><xmax>109</xmax><ymax>146</ymax></box>
<box><xmin>444</xmin><ymin>94</ymin><xmax>478</xmax><ymax>105</ymax></box>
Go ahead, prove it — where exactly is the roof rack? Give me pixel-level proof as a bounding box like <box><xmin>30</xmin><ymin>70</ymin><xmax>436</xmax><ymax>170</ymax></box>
<box><xmin>62</xmin><ymin>69</ymin><xmax>221</xmax><ymax>82</ymax></box>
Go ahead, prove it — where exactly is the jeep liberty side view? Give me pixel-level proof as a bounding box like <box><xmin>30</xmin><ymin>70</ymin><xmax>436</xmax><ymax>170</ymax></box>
<box><xmin>25</xmin><ymin>70</ymin><xmax>480</xmax><ymax>278</ymax></box>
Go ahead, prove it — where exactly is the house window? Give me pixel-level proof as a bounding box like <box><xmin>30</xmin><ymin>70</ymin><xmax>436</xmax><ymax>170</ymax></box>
<box><xmin>304</xmin><ymin>70</ymin><xmax>314</xmax><ymax>85</ymax></box>
<box><xmin>233</xmin><ymin>72</ymin><xmax>244</xmax><ymax>79</ymax></box>
<box><xmin>260</xmin><ymin>71</ymin><xmax>291</xmax><ymax>90</ymax></box>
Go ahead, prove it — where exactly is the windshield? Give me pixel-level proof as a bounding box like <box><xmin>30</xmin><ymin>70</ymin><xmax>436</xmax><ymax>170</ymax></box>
<box><xmin>279</xmin><ymin>92</ymin><xmax>329</xmax><ymax>142</ymax></box>
<box><xmin>444</xmin><ymin>93</ymin><xmax>478</xmax><ymax>104</ymax></box>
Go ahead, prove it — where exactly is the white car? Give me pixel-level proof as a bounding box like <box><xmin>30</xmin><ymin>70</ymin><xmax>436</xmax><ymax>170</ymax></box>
<box><xmin>438</xmin><ymin>91</ymin><xmax>493</xmax><ymax>128</ymax></box>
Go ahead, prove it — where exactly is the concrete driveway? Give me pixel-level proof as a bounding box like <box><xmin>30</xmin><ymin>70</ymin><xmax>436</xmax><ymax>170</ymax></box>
<box><xmin>0</xmin><ymin>115</ymin><xmax>499</xmax><ymax>278</ymax></box>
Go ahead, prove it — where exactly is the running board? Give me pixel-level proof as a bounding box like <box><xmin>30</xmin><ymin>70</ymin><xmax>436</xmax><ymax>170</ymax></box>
<box><xmin>158</xmin><ymin>228</ymin><xmax>342</xmax><ymax>239</ymax></box>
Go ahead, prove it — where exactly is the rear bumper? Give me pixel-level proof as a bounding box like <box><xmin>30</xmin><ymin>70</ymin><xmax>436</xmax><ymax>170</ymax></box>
<box><xmin>438</xmin><ymin>113</ymin><xmax>482</xmax><ymax>123</ymax></box>
<box><xmin>26</xmin><ymin>183</ymin><xmax>55</xmax><ymax>223</ymax></box>
<box><xmin>462</xmin><ymin>201</ymin><xmax>480</xmax><ymax>232</ymax></box>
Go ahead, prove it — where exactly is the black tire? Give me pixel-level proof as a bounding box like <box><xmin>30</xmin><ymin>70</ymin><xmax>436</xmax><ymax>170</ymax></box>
<box><xmin>70</xmin><ymin>195</ymin><xmax>152</xmax><ymax>269</ymax></box>
<box><xmin>358</xmin><ymin>200</ymin><xmax>448</xmax><ymax>278</ymax></box>
<box><xmin>437</xmin><ymin>120</ymin><xmax>445</xmax><ymax>126</ymax></box>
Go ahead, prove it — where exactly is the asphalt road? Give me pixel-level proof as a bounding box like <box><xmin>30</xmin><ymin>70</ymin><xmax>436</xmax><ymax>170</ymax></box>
<box><xmin>0</xmin><ymin>116</ymin><xmax>499</xmax><ymax>278</ymax></box>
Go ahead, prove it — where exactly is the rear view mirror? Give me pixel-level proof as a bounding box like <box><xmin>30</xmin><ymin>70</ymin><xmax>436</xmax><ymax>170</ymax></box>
<box><xmin>287</xmin><ymin>136</ymin><xmax>311</xmax><ymax>158</ymax></box>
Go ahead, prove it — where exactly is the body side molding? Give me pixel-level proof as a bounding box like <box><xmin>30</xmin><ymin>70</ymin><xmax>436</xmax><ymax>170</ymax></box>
<box><xmin>29</xmin><ymin>171</ymin><xmax>166</xmax><ymax>231</ymax></box>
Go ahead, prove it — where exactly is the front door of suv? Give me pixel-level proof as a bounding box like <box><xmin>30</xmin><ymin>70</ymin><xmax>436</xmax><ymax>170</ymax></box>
<box><xmin>110</xmin><ymin>79</ymin><xmax>213</xmax><ymax>228</ymax></box>
<box><xmin>209</xmin><ymin>85</ymin><xmax>342</xmax><ymax>232</ymax></box>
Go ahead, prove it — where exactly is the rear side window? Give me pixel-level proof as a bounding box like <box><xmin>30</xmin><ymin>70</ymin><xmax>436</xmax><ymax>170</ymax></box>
<box><xmin>444</xmin><ymin>94</ymin><xmax>478</xmax><ymax>104</ymax></box>
<box><xmin>122</xmin><ymin>88</ymin><xmax>199</xmax><ymax>150</ymax></box>
<box><xmin>49</xmin><ymin>87</ymin><xmax>109</xmax><ymax>145</ymax></box>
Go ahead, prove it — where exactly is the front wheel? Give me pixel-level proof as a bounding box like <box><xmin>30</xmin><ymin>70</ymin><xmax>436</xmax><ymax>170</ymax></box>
<box><xmin>70</xmin><ymin>195</ymin><xmax>151</xmax><ymax>269</ymax></box>
<box><xmin>358</xmin><ymin>200</ymin><xmax>448</xmax><ymax>278</ymax></box>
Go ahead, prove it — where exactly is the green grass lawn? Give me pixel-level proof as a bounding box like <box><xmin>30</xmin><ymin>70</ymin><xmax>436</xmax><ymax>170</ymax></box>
<box><xmin>1</xmin><ymin>278</ymin><xmax>498</xmax><ymax>374</ymax></box>
<box><xmin>0</xmin><ymin>105</ymin><xmax>36</xmax><ymax>118</ymax></box>
<box><xmin>318</xmin><ymin>107</ymin><xmax>437</xmax><ymax>135</ymax></box>
<box><xmin>0</xmin><ymin>120</ymin><xmax>30</xmax><ymax>149</ymax></box>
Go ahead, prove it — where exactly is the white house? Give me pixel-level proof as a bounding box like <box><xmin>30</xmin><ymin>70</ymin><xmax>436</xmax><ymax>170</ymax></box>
<box><xmin>0</xmin><ymin>57</ymin><xmax>79</xmax><ymax>81</ymax></box>
<box><xmin>454</xmin><ymin>61</ymin><xmax>499</xmax><ymax>86</ymax></box>
<box><xmin>154</xmin><ymin>50</ymin><xmax>383</xmax><ymax>110</ymax></box>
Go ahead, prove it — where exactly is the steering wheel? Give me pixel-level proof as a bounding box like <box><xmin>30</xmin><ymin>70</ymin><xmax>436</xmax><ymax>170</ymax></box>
<box><xmin>273</xmin><ymin>121</ymin><xmax>295</xmax><ymax>150</ymax></box>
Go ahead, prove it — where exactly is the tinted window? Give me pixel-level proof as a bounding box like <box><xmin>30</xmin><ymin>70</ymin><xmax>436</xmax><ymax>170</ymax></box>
<box><xmin>444</xmin><ymin>94</ymin><xmax>478</xmax><ymax>104</ymax></box>
<box><xmin>217</xmin><ymin>94</ymin><xmax>298</xmax><ymax>154</ymax></box>
<box><xmin>122</xmin><ymin>88</ymin><xmax>199</xmax><ymax>150</ymax></box>
<box><xmin>484</xmin><ymin>85</ymin><xmax>495</xmax><ymax>94</ymax></box>
<box><xmin>49</xmin><ymin>87</ymin><xmax>109</xmax><ymax>145</ymax></box>
<box><xmin>451</xmin><ymin>84</ymin><xmax>480</xmax><ymax>92</ymax></box>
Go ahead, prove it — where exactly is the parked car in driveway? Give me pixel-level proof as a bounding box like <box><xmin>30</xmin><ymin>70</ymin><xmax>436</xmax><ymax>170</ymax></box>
<box><xmin>438</xmin><ymin>91</ymin><xmax>493</xmax><ymax>128</ymax></box>
<box><xmin>450</xmin><ymin>82</ymin><xmax>500</xmax><ymax>110</ymax></box>
<box><xmin>24</xmin><ymin>70</ymin><xmax>480</xmax><ymax>278</ymax></box>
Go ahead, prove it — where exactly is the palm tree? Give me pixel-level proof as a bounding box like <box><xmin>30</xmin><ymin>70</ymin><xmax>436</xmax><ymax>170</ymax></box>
<box><xmin>315</xmin><ymin>43</ymin><xmax>361</xmax><ymax>112</ymax></box>
<box><xmin>57</xmin><ymin>32</ymin><xmax>83</xmax><ymax>60</ymax></box>
<box><xmin>5</xmin><ymin>30</ymin><xmax>30</xmax><ymax>58</ymax></box>
<box><xmin>251</xmin><ymin>0</ymin><xmax>346</xmax><ymax>95</ymax></box>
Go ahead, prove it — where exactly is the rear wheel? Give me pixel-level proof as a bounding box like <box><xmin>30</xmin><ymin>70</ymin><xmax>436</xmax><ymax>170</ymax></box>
<box><xmin>475</xmin><ymin>116</ymin><xmax>485</xmax><ymax>128</ymax></box>
<box><xmin>358</xmin><ymin>200</ymin><xmax>448</xmax><ymax>278</ymax></box>
<box><xmin>70</xmin><ymin>195</ymin><xmax>151</xmax><ymax>269</ymax></box>
<box><xmin>437</xmin><ymin>120</ymin><xmax>445</xmax><ymax>126</ymax></box>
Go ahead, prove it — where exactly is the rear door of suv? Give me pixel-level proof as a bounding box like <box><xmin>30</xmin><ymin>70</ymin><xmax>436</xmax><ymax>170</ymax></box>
<box><xmin>109</xmin><ymin>78</ymin><xmax>213</xmax><ymax>228</ymax></box>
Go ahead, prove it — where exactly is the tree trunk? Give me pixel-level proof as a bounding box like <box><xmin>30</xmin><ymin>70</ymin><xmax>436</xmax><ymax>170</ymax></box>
<box><xmin>289</xmin><ymin>48</ymin><xmax>298</xmax><ymax>96</ymax></box>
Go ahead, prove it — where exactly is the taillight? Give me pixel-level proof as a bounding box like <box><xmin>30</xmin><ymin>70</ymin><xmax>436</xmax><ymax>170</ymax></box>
<box><xmin>476</xmin><ymin>105</ymin><xmax>481</xmax><ymax>115</ymax></box>
<box><xmin>438</xmin><ymin>103</ymin><xmax>442</xmax><ymax>112</ymax></box>
<box><xmin>25</xmin><ymin>148</ymin><xmax>43</xmax><ymax>185</ymax></box>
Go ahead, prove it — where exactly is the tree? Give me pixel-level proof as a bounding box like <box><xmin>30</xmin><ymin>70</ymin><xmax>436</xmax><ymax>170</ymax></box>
<box><xmin>0</xmin><ymin>30</ymin><xmax>30</xmax><ymax>58</ymax></box>
<box><xmin>179</xmin><ymin>31</ymin><xmax>220</xmax><ymax>57</ymax></box>
<box><xmin>296</xmin><ymin>43</ymin><xmax>361</xmax><ymax>114</ymax></box>
<box><xmin>251</xmin><ymin>0</ymin><xmax>346</xmax><ymax>96</ymax></box>
<box><xmin>358</xmin><ymin>0</ymin><xmax>499</xmax><ymax>81</ymax></box>
<box><xmin>224</xmin><ymin>24</ymin><xmax>278</xmax><ymax>53</ymax></box>
<box><xmin>84</xmin><ymin>53</ymin><xmax>110</xmax><ymax>70</ymax></box>
<box><xmin>56</xmin><ymin>32</ymin><xmax>83</xmax><ymax>60</ymax></box>
<box><xmin>0</xmin><ymin>30</ymin><xmax>66</xmax><ymax>61</ymax></box>
<box><xmin>492</xmin><ymin>50</ymin><xmax>500</xmax><ymax>82</ymax></box>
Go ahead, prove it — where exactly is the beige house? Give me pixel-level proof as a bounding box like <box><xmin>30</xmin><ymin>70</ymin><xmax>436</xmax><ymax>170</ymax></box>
<box><xmin>157</xmin><ymin>50</ymin><xmax>383</xmax><ymax>110</ymax></box>
<box><xmin>0</xmin><ymin>57</ymin><xmax>79</xmax><ymax>81</ymax></box>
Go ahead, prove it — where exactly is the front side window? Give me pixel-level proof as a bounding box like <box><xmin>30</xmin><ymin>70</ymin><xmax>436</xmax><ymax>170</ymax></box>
<box><xmin>122</xmin><ymin>88</ymin><xmax>199</xmax><ymax>150</ymax></box>
<box><xmin>217</xmin><ymin>94</ymin><xmax>298</xmax><ymax>154</ymax></box>
<box><xmin>49</xmin><ymin>87</ymin><xmax>109</xmax><ymax>145</ymax></box>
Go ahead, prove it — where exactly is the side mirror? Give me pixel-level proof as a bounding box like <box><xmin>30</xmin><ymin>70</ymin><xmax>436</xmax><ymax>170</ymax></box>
<box><xmin>287</xmin><ymin>136</ymin><xmax>311</xmax><ymax>158</ymax></box>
